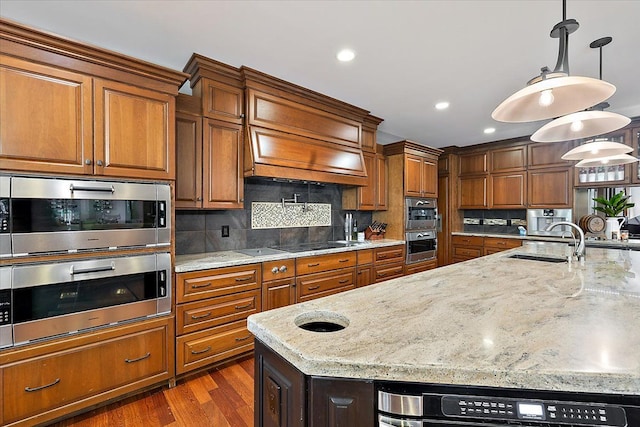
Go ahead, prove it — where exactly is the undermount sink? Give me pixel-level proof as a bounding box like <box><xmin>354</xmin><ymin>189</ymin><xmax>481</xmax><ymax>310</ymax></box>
<box><xmin>234</xmin><ymin>248</ymin><xmax>287</xmax><ymax>257</ymax></box>
<box><xmin>506</xmin><ymin>253</ymin><xmax>568</xmax><ymax>263</ymax></box>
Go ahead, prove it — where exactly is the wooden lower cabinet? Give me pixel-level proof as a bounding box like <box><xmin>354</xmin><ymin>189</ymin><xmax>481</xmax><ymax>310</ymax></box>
<box><xmin>356</xmin><ymin>249</ymin><xmax>373</xmax><ymax>287</ymax></box>
<box><xmin>0</xmin><ymin>317</ymin><xmax>173</xmax><ymax>427</ymax></box>
<box><xmin>297</xmin><ymin>269</ymin><xmax>355</xmax><ymax>303</ymax></box>
<box><xmin>373</xmin><ymin>244</ymin><xmax>405</xmax><ymax>283</ymax></box>
<box><xmin>483</xmin><ymin>236</ymin><xmax>522</xmax><ymax>255</ymax></box>
<box><xmin>404</xmin><ymin>259</ymin><xmax>437</xmax><ymax>275</ymax></box>
<box><xmin>452</xmin><ymin>235</ymin><xmax>523</xmax><ymax>262</ymax></box>
<box><xmin>255</xmin><ymin>340</ymin><xmax>373</xmax><ymax>427</ymax></box>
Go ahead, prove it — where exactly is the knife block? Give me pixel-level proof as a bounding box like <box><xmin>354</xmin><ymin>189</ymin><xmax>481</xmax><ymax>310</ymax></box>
<box><xmin>365</xmin><ymin>228</ymin><xmax>385</xmax><ymax>240</ymax></box>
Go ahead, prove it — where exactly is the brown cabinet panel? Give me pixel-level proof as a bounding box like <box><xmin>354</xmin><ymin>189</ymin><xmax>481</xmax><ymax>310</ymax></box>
<box><xmin>376</xmin><ymin>153</ymin><xmax>388</xmax><ymax>209</ymax></box>
<box><xmin>176</xmin><ymin>264</ymin><xmax>260</xmax><ymax>303</ymax></box>
<box><xmin>528</xmin><ymin>168</ymin><xmax>572</xmax><ymax>208</ymax></box>
<box><xmin>296</xmin><ymin>269</ymin><xmax>355</xmax><ymax>302</ymax></box>
<box><xmin>491</xmin><ymin>146</ymin><xmax>526</xmax><ymax>172</ymax></box>
<box><xmin>342</xmin><ymin>150</ymin><xmax>387</xmax><ymax>211</ymax></box>
<box><xmin>421</xmin><ymin>158</ymin><xmax>438</xmax><ymax>198</ymax></box>
<box><xmin>308</xmin><ymin>377</ymin><xmax>374</xmax><ymax>427</ymax></box>
<box><xmin>458</xmin><ymin>175</ymin><xmax>488</xmax><ymax>209</ymax></box>
<box><xmin>262</xmin><ymin>259</ymin><xmax>295</xmax><ymax>281</ymax></box>
<box><xmin>176</xmin><ymin>320</ymin><xmax>253</xmax><ymax>375</ymax></box>
<box><xmin>263</xmin><ymin>278</ymin><xmax>297</xmax><ymax>311</ymax></box>
<box><xmin>373</xmin><ymin>263</ymin><xmax>404</xmax><ymax>283</ymax></box>
<box><xmin>0</xmin><ymin>55</ymin><xmax>93</xmax><ymax>175</ymax></box>
<box><xmin>203</xmin><ymin>118</ymin><xmax>244</xmax><ymax>209</ymax></box>
<box><xmin>483</xmin><ymin>237</ymin><xmax>522</xmax><ymax>254</ymax></box>
<box><xmin>201</xmin><ymin>78</ymin><xmax>244</xmax><ymax>123</ymax></box>
<box><xmin>459</xmin><ymin>152</ymin><xmax>488</xmax><ymax>175</ymax></box>
<box><xmin>373</xmin><ymin>245</ymin><xmax>404</xmax><ymax>265</ymax></box>
<box><xmin>356</xmin><ymin>249</ymin><xmax>373</xmax><ymax>265</ymax></box>
<box><xmin>527</xmin><ymin>140</ymin><xmax>575</xmax><ymax>169</ymax></box>
<box><xmin>3</xmin><ymin>325</ymin><xmax>167</xmax><ymax>424</ymax></box>
<box><xmin>405</xmin><ymin>154</ymin><xmax>423</xmax><ymax>197</ymax></box>
<box><xmin>356</xmin><ymin>266</ymin><xmax>373</xmax><ymax>287</ymax></box>
<box><xmin>490</xmin><ymin>172</ymin><xmax>526</xmax><ymax>208</ymax></box>
<box><xmin>176</xmin><ymin>289</ymin><xmax>261</xmax><ymax>335</ymax></box>
<box><xmin>175</xmin><ymin>110</ymin><xmax>203</xmax><ymax>208</ymax></box>
<box><xmin>404</xmin><ymin>259</ymin><xmax>437</xmax><ymax>275</ymax></box>
<box><xmin>358</xmin><ymin>152</ymin><xmax>376</xmax><ymax>209</ymax></box>
<box><xmin>94</xmin><ymin>79</ymin><xmax>174</xmax><ymax>180</ymax></box>
<box><xmin>295</xmin><ymin>252</ymin><xmax>356</xmax><ymax>276</ymax></box>
<box><xmin>451</xmin><ymin>235</ymin><xmax>484</xmax><ymax>246</ymax></box>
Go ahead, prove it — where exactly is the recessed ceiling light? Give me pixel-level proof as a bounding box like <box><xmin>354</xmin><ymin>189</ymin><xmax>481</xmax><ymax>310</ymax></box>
<box><xmin>336</xmin><ymin>49</ymin><xmax>355</xmax><ymax>62</ymax></box>
<box><xmin>484</xmin><ymin>127</ymin><xmax>496</xmax><ymax>134</ymax></box>
<box><xmin>435</xmin><ymin>101</ymin><xmax>450</xmax><ymax>110</ymax></box>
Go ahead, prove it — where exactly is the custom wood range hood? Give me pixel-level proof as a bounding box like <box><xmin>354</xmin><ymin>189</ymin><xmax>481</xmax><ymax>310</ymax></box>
<box><xmin>184</xmin><ymin>54</ymin><xmax>372</xmax><ymax>186</ymax></box>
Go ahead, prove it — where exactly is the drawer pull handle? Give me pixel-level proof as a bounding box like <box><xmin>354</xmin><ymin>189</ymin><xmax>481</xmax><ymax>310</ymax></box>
<box><xmin>235</xmin><ymin>276</ymin><xmax>253</xmax><ymax>282</ymax></box>
<box><xmin>191</xmin><ymin>312</ymin><xmax>212</xmax><ymax>320</ymax></box>
<box><xmin>125</xmin><ymin>352</ymin><xmax>151</xmax><ymax>363</ymax></box>
<box><xmin>25</xmin><ymin>378</ymin><xmax>60</xmax><ymax>392</ymax></box>
<box><xmin>191</xmin><ymin>346</ymin><xmax>212</xmax><ymax>355</ymax></box>
<box><xmin>192</xmin><ymin>282</ymin><xmax>212</xmax><ymax>289</ymax></box>
<box><xmin>308</xmin><ymin>285</ymin><xmax>320</xmax><ymax>290</ymax></box>
<box><xmin>235</xmin><ymin>335</ymin><xmax>252</xmax><ymax>342</ymax></box>
<box><xmin>307</xmin><ymin>263</ymin><xmax>320</xmax><ymax>267</ymax></box>
<box><xmin>338</xmin><ymin>259</ymin><xmax>349</xmax><ymax>263</ymax></box>
<box><xmin>339</xmin><ymin>279</ymin><xmax>349</xmax><ymax>284</ymax></box>
<box><xmin>235</xmin><ymin>302</ymin><xmax>252</xmax><ymax>310</ymax></box>
<box><xmin>378</xmin><ymin>255</ymin><xmax>387</xmax><ymax>259</ymax></box>
<box><xmin>497</xmin><ymin>242</ymin><xmax>506</xmax><ymax>246</ymax></box>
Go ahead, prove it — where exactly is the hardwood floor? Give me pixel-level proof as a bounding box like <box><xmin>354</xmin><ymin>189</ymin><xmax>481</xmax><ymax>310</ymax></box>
<box><xmin>47</xmin><ymin>356</ymin><xmax>254</xmax><ymax>427</ymax></box>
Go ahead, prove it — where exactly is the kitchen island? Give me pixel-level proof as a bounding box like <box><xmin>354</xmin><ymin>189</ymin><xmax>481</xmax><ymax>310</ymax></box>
<box><xmin>248</xmin><ymin>242</ymin><xmax>640</xmax><ymax>426</ymax></box>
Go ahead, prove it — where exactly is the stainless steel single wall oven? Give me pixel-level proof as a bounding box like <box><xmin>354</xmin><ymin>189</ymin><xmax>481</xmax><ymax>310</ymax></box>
<box><xmin>405</xmin><ymin>197</ymin><xmax>438</xmax><ymax>264</ymax></box>
<box><xmin>2</xmin><ymin>252</ymin><xmax>171</xmax><ymax>348</ymax></box>
<box><xmin>405</xmin><ymin>230</ymin><xmax>437</xmax><ymax>264</ymax></box>
<box><xmin>1</xmin><ymin>175</ymin><xmax>170</xmax><ymax>257</ymax></box>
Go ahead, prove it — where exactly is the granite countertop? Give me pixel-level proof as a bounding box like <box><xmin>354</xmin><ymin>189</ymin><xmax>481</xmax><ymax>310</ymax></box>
<box><xmin>248</xmin><ymin>242</ymin><xmax>640</xmax><ymax>395</ymax></box>
<box><xmin>453</xmin><ymin>231</ymin><xmax>640</xmax><ymax>249</ymax></box>
<box><xmin>174</xmin><ymin>239</ymin><xmax>405</xmax><ymax>273</ymax></box>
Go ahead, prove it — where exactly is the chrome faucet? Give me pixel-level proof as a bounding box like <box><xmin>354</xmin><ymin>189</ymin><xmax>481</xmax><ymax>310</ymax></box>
<box><xmin>546</xmin><ymin>221</ymin><xmax>585</xmax><ymax>261</ymax></box>
<box><xmin>282</xmin><ymin>193</ymin><xmax>300</xmax><ymax>210</ymax></box>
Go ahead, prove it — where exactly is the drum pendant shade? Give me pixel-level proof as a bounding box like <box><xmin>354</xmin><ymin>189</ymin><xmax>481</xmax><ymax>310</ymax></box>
<box><xmin>575</xmin><ymin>154</ymin><xmax>638</xmax><ymax>167</ymax></box>
<box><xmin>491</xmin><ymin>76</ymin><xmax>615</xmax><ymax>123</ymax></box>
<box><xmin>531</xmin><ymin>110</ymin><xmax>631</xmax><ymax>142</ymax></box>
<box><xmin>561</xmin><ymin>138</ymin><xmax>632</xmax><ymax>161</ymax></box>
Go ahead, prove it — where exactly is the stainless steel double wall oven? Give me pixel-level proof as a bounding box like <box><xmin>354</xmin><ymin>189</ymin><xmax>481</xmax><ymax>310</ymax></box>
<box><xmin>0</xmin><ymin>175</ymin><xmax>172</xmax><ymax>349</ymax></box>
<box><xmin>405</xmin><ymin>197</ymin><xmax>438</xmax><ymax>264</ymax></box>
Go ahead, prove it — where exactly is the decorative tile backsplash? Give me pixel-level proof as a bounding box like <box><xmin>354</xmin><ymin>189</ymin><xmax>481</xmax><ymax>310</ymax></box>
<box><xmin>251</xmin><ymin>202</ymin><xmax>332</xmax><ymax>229</ymax></box>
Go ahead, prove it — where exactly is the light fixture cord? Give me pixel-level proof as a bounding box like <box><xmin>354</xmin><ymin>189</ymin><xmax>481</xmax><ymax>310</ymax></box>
<box><xmin>552</xmin><ymin>0</ymin><xmax>571</xmax><ymax>74</ymax></box>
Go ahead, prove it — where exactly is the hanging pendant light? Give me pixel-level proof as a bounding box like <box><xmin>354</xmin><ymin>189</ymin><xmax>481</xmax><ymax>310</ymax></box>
<box><xmin>491</xmin><ymin>1</ymin><xmax>616</xmax><ymax>123</ymax></box>
<box><xmin>531</xmin><ymin>37</ymin><xmax>630</xmax><ymax>142</ymax></box>
<box><xmin>575</xmin><ymin>154</ymin><xmax>638</xmax><ymax>168</ymax></box>
<box><xmin>561</xmin><ymin>138</ymin><xmax>633</xmax><ymax>161</ymax></box>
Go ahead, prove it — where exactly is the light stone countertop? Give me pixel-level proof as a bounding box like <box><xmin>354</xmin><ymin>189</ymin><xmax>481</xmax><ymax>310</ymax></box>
<box><xmin>174</xmin><ymin>239</ymin><xmax>405</xmax><ymax>273</ymax></box>
<box><xmin>248</xmin><ymin>241</ymin><xmax>640</xmax><ymax>395</ymax></box>
<box><xmin>453</xmin><ymin>231</ymin><xmax>640</xmax><ymax>249</ymax></box>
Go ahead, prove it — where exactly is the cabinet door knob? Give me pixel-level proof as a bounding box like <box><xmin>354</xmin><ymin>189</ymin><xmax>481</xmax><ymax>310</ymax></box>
<box><xmin>96</xmin><ymin>160</ymin><xmax>104</xmax><ymax>166</ymax></box>
<box><xmin>272</xmin><ymin>267</ymin><xmax>279</xmax><ymax>274</ymax></box>
<box><xmin>85</xmin><ymin>159</ymin><xmax>92</xmax><ymax>165</ymax></box>
<box><xmin>279</xmin><ymin>265</ymin><xmax>287</xmax><ymax>272</ymax></box>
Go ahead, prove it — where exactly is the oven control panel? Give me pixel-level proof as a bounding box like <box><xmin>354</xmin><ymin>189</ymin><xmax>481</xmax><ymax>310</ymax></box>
<box><xmin>0</xmin><ymin>289</ymin><xmax>10</xmax><ymax>326</ymax></box>
<box><xmin>442</xmin><ymin>394</ymin><xmax>628</xmax><ymax>426</ymax></box>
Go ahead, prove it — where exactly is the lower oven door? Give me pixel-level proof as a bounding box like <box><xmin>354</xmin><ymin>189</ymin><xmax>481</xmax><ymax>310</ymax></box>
<box><xmin>379</xmin><ymin>414</ymin><xmax>503</xmax><ymax>426</ymax></box>
<box><xmin>11</xmin><ymin>252</ymin><xmax>170</xmax><ymax>345</ymax></box>
<box><xmin>406</xmin><ymin>230</ymin><xmax>437</xmax><ymax>264</ymax></box>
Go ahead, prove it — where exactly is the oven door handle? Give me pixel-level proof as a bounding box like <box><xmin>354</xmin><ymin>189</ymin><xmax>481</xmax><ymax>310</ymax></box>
<box><xmin>70</xmin><ymin>263</ymin><xmax>116</xmax><ymax>275</ymax></box>
<box><xmin>69</xmin><ymin>183</ymin><xmax>115</xmax><ymax>193</ymax></box>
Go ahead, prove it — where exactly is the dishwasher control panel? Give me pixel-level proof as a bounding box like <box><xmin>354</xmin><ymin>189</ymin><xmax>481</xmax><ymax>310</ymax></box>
<box><xmin>442</xmin><ymin>394</ymin><xmax>628</xmax><ymax>426</ymax></box>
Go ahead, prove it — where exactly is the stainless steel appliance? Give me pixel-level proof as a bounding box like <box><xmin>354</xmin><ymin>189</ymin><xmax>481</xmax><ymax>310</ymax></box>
<box><xmin>527</xmin><ymin>208</ymin><xmax>573</xmax><ymax>236</ymax></box>
<box><xmin>4</xmin><ymin>175</ymin><xmax>170</xmax><ymax>256</ymax></box>
<box><xmin>378</xmin><ymin>382</ymin><xmax>639</xmax><ymax>426</ymax></box>
<box><xmin>0</xmin><ymin>176</ymin><xmax>9</xmax><ymax>257</ymax></box>
<box><xmin>5</xmin><ymin>252</ymin><xmax>170</xmax><ymax>347</ymax></box>
<box><xmin>405</xmin><ymin>230</ymin><xmax>437</xmax><ymax>264</ymax></box>
<box><xmin>406</xmin><ymin>197</ymin><xmax>437</xmax><ymax>231</ymax></box>
<box><xmin>0</xmin><ymin>267</ymin><xmax>11</xmax><ymax>348</ymax></box>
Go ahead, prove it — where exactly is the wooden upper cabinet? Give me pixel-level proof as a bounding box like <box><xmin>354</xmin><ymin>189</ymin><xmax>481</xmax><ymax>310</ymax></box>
<box><xmin>361</xmin><ymin>127</ymin><xmax>376</xmax><ymax>152</ymax></box>
<box><xmin>355</xmin><ymin>152</ymin><xmax>376</xmax><ymax>210</ymax></box>
<box><xmin>200</xmin><ymin>78</ymin><xmax>244</xmax><ymax>124</ymax></box>
<box><xmin>459</xmin><ymin>151</ymin><xmax>488</xmax><ymax>175</ymax></box>
<box><xmin>405</xmin><ymin>154</ymin><xmax>437</xmax><ymax>198</ymax></box>
<box><xmin>527</xmin><ymin>140</ymin><xmax>576</xmax><ymax>169</ymax></box>
<box><xmin>0</xmin><ymin>55</ymin><xmax>93</xmax><ymax>175</ymax></box>
<box><xmin>490</xmin><ymin>146</ymin><xmax>526</xmax><ymax>173</ymax></box>
<box><xmin>458</xmin><ymin>175</ymin><xmax>488</xmax><ymax>209</ymax></box>
<box><xmin>175</xmin><ymin>110</ymin><xmax>203</xmax><ymax>208</ymax></box>
<box><xmin>490</xmin><ymin>172</ymin><xmax>526</xmax><ymax>208</ymax></box>
<box><xmin>528</xmin><ymin>167</ymin><xmax>572</xmax><ymax>208</ymax></box>
<box><xmin>203</xmin><ymin>118</ymin><xmax>244</xmax><ymax>209</ymax></box>
<box><xmin>94</xmin><ymin>79</ymin><xmax>175</xmax><ymax>180</ymax></box>
<box><xmin>375</xmin><ymin>152</ymin><xmax>387</xmax><ymax>209</ymax></box>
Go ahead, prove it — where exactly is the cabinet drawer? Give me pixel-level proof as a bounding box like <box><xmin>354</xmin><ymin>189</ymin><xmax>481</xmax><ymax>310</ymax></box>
<box><xmin>176</xmin><ymin>320</ymin><xmax>253</xmax><ymax>375</ymax></box>
<box><xmin>2</xmin><ymin>326</ymin><xmax>167</xmax><ymax>424</ymax></box>
<box><xmin>483</xmin><ymin>237</ymin><xmax>522</xmax><ymax>250</ymax></box>
<box><xmin>373</xmin><ymin>263</ymin><xmax>404</xmax><ymax>283</ymax></box>
<box><xmin>296</xmin><ymin>252</ymin><xmax>356</xmax><ymax>276</ymax></box>
<box><xmin>262</xmin><ymin>258</ymin><xmax>295</xmax><ymax>281</ymax></box>
<box><xmin>404</xmin><ymin>259</ymin><xmax>437</xmax><ymax>275</ymax></box>
<box><xmin>176</xmin><ymin>289</ymin><xmax>261</xmax><ymax>335</ymax></box>
<box><xmin>452</xmin><ymin>246</ymin><xmax>482</xmax><ymax>259</ymax></box>
<box><xmin>357</xmin><ymin>248</ymin><xmax>374</xmax><ymax>265</ymax></box>
<box><xmin>297</xmin><ymin>269</ymin><xmax>355</xmax><ymax>301</ymax></box>
<box><xmin>451</xmin><ymin>235</ymin><xmax>484</xmax><ymax>246</ymax></box>
<box><xmin>176</xmin><ymin>264</ymin><xmax>260</xmax><ymax>303</ymax></box>
<box><xmin>373</xmin><ymin>245</ymin><xmax>404</xmax><ymax>265</ymax></box>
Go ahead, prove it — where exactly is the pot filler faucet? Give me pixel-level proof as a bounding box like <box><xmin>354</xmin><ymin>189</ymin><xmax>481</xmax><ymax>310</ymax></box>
<box><xmin>545</xmin><ymin>221</ymin><xmax>585</xmax><ymax>262</ymax></box>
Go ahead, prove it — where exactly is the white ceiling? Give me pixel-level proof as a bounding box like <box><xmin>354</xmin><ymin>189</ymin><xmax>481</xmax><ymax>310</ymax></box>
<box><xmin>2</xmin><ymin>0</ymin><xmax>639</xmax><ymax>149</ymax></box>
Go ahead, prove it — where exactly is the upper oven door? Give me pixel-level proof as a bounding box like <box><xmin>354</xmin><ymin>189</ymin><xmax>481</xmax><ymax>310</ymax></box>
<box><xmin>10</xmin><ymin>176</ymin><xmax>169</xmax><ymax>255</ymax></box>
<box><xmin>406</xmin><ymin>198</ymin><xmax>437</xmax><ymax>230</ymax></box>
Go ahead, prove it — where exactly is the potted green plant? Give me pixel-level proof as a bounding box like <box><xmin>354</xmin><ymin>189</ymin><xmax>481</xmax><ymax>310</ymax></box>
<box><xmin>592</xmin><ymin>191</ymin><xmax>635</xmax><ymax>217</ymax></box>
<box><xmin>593</xmin><ymin>191</ymin><xmax>635</xmax><ymax>239</ymax></box>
